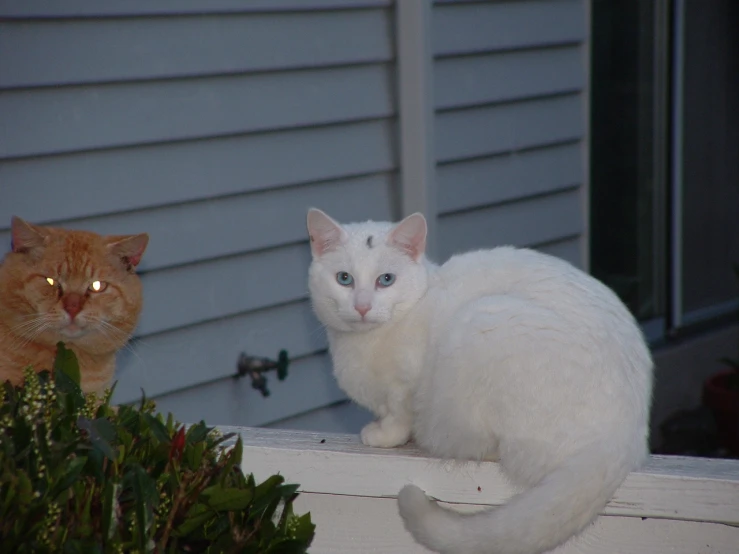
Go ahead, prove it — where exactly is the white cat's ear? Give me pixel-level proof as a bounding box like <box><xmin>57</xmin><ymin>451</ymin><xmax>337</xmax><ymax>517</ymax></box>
<box><xmin>307</xmin><ymin>208</ymin><xmax>346</xmax><ymax>257</ymax></box>
<box><xmin>388</xmin><ymin>213</ymin><xmax>427</xmax><ymax>261</ymax></box>
<box><xmin>106</xmin><ymin>233</ymin><xmax>149</xmax><ymax>269</ymax></box>
<box><xmin>10</xmin><ymin>216</ymin><xmax>47</xmax><ymax>253</ymax></box>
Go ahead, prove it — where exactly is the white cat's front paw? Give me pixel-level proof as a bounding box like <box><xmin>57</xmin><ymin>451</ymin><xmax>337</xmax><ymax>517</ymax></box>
<box><xmin>360</xmin><ymin>420</ymin><xmax>411</xmax><ymax>448</ymax></box>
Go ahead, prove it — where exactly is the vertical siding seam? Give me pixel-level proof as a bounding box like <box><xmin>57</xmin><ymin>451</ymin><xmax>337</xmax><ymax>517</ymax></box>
<box><xmin>396</xmin><ymin>0</ymin><xmax>437</xmax><ymax>256</ymax></box>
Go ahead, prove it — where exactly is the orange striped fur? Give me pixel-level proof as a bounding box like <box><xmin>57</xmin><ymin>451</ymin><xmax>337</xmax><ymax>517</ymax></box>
<box><xmin>0</xmin><ymin>217</ymin><xmax>148</xmax><ymax>395</ymax></box>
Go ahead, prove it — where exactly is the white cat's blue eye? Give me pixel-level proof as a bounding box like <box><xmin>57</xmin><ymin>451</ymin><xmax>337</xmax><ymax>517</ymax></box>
<box><xmin>376</xmin><ymin>273</ymin><xmax>396</xmax><ymax>287</ymax></box>
<box><xmin>336</xmin><ymin>272</ymin><xmax>354</xmax><ymax>287</ymax></box>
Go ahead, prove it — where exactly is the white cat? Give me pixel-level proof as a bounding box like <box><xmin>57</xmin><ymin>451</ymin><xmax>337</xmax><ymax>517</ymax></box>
<box><xmin>306</xmin><ymin>208</ymin><xmax>653</xmax><ymax>554</ymax></box>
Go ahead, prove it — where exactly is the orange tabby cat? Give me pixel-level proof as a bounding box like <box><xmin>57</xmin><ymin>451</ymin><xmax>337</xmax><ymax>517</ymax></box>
<box><xmin>0</xmin><ymin>217</ymin><xmax>148</xmax><ymax>394</ymax></box>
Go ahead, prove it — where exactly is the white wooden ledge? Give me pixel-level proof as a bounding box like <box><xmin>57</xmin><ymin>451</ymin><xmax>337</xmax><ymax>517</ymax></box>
<box><xmin>223</xmin><ymin>426</ymin><xmax>739</xmax><ymax>553</ymax></box>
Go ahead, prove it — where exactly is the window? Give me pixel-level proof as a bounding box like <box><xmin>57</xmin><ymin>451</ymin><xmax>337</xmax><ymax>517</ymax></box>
<box><xmin>590</xmin><ymin>0</ymin><xmax>668</xmax><ymax>325</ymax></box>
<box><xmin>590</xmin><ymin>0</ymin><xmax>739</xmax><ymax>340</ymax></box>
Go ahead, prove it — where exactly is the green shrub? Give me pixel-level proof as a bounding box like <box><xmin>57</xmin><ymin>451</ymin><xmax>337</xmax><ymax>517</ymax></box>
<box><xmin>0</xmin><ymin>343</ymin><xmax>315</xmax><ymax>553</ymax></box>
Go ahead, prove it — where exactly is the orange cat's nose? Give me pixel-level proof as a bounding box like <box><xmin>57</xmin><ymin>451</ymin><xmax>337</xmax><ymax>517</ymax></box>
<box><xmin>62</xmin><ymin>293</ymin><xmax>86</xmax><ymax>320</ymax></box>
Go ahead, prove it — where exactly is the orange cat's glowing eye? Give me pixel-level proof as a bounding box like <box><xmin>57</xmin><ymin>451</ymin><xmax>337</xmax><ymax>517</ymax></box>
<box><xmin>89</xmin><ymin>280</ymin><xmax>107</xmax><ymax>293</ymax></box>
<box><xmin>46</xmin><ymin>277</ymin><xmax>55</xmax><ymax>286</ymax></box>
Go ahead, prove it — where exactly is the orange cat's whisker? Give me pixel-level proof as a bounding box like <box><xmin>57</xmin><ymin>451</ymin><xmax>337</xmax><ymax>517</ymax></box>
<box><xmin>16</xmin><ymin>312</ymin><xmax>49</xmax><ymax>320</ymax></box>
<box><xmin>11</xmin><ymin>315</ymin><xmax>54</xmax><ymax>337</ymax></box>
<box><xmin>88</xmin><ymin>316</ymin><xmax>148</xmax><ymax>369</ymax></box>
<box><xmin>9</xmin><ymin>320</ymin><xmax>53</xmax><ymax>351</ymax></box>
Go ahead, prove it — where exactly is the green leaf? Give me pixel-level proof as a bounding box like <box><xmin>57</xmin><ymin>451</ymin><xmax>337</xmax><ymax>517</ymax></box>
<box><xmin>124</xmin><ymin>464</ymin><xmax>157</xmax><ymax>550</ymax></box>
<box><xmin>201</xmin><ymin>484</ymin><xmax>254</xmax><ymax>512</ymax></box>
<box><xmin>200</xmin><ymin>512</ymin><xmax>230</xmax><ymax>541</ymax></box>
<box><xmin>219</xmin><ymin>437</ymin><xmax>243</xmax><ymax>486</ymax></box>
<box><xmin>278</xmin><ymin>484</ymin><xmax>300</xmax><ymax>499</ymax></box>
<box><xmin>205</xmin><ymin>531</ymin><xmax>238</xmax><ymax>553</ymax></box>
<box><xmin>1</xmin><ymin>477</ymin><xmax>17</xmax><ymax>515</ymax></box>
<box><xmin>54</xmin><ymin>342</ymin><xmax>81</xmax><ymax>387</ymax></box>
<box><xmin>12</xmin><ymin>418</ymin><xmax>32</xmax><ymax>454</ymax></box>
<box><xmin>15</xmin><ymin>470</ymin><xmax>34</xmax><ymax>506</ymax></box>
<box><xmin>51</xmin><ymin>456</ymin><xmax>88</xmax><ymax>498</ymax></box>
<box><xmin>185</xmin><ymin>421</ymin><xmax>209</xmax><ymax>445</ymax></box>
<box><xmin>78</xmin><ymin>486</ymin><xmax>95</xmax><ymax>537</ymax></box>
<box><xmin>56</xmin><ymin>370</ymin><xmax>84</xmax><ymax>409</ymax></box>
<box><xmin>143</xmin><ymin>413</ymin><xmax>171</xmax><ymax>444</ymax></box>
<box><xmin>259</xmin><ymin>496</ymin><xmax>284</xmax><ymax>527</ymax></box>
<box><xmin>187</xmin><ymin>440</ymin><xmax>205</xmax><ymax>468</ymax></box>
<box><xmin>251</xmin><ymin>474</ymin><xmax>284</xmax><ymax>513</ymax></box>
<box><xmin>85</xmin><ymin>447</ymin><xmax>105</xmax><ymax>482</ymax></box>
<box><xmin>63</xmin><ymin>539</ymin><xmax>103</xmax><ymax>554</ymax></box>
<box><xmin>209</xmin><ymin>431</ymin><xmax>238</xmax><ymax>450</ymax></box>
<box><xmin>174</xmin><ymin>504</ymin><xmax>214</xmax><ymax>537</ymax></box>
<box><xmin>0</xmin><ymin>341</ymin><xmax>314</xmax><ymax>552</ymax></box>
<box><xmin>77</xmin><ymin>417</ymin><xmax>117</xmax><ymax>460</ymax></box>
<box><xmin>291</xmin><ymin>513</ymin><xmax>316</xmax><ymax>543</ymax></box>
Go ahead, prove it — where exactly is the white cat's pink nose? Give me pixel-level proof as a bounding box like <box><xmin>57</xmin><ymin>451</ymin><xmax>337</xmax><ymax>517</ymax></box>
<box><xmin>354</xmin><ymin>304</ymin><xmax>371</xmax><ymax>317</ymax></box>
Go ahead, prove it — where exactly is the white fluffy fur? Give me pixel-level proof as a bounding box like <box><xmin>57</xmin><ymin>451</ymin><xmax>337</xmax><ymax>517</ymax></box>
<box><xmin>306</xmin><ymin>209</ymin><xmax>654</xmax><ymax>554</ymax></box>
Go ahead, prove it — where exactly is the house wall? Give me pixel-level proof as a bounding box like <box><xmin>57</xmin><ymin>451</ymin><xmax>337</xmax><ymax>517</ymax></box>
<box><xmin>271</xmin><ymin>0</ymin><xmax>591</xmax><ymax>431</ymax></box>
<box><xmin>432</xmin><ymin>0</ymin><xmax>588</xmax><ymax>266</ymax></box>
<box><xmin>0</xmin><ymin>0</ymin><xmax>590</xmax><ymax>429</ymax></box>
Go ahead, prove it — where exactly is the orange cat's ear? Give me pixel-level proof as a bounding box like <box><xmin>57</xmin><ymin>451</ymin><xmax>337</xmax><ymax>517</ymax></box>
<box><xmin>106</xmin><ymin>233</ymin><xmax>149</xmax><ymax>269</ymax></box>
<box><xmin>11</xmin><ymin>216</ymin><xmax>47</xmax><ymax>253</ymax></box>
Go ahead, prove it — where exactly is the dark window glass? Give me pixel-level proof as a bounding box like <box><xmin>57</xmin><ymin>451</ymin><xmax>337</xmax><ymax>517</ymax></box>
<box><xmin>679</xmin><ymin>0</ymin><xmax>739</xmax><ymax>320</ymax></box>
<box><xmin>590</xmin><ymin>1</ymin><xmax>666</xmax><ymax>321</ymax></box>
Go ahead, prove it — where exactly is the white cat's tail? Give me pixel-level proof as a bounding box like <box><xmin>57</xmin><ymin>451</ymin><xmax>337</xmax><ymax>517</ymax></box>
<box><xmin>397</xmin><ymin>443</ymin><xmax>639</xmax><ymax>554</ymax></box>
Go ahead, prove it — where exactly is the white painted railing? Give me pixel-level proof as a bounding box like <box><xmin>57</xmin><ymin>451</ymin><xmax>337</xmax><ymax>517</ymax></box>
<box><xmin>224</xmin><ymin>427</ymin><xmax>739</xmax><ymax>553</ymax></box>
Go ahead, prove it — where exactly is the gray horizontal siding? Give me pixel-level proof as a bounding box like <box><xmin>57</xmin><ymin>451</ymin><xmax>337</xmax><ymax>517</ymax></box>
<box><xmin>151</xmin><ymin>354</ymin><xmax>346</xmax><ymax>429</ymax></box>
<box><xmin>437</xmin><ymin>188</ymin><xmax>583</xmax><ymax>260</ymax></box>
<box><xmin>138</xmin><ymin>244</ymin><xmax>306</xmax><ymax>337</ymax></box>
<box><xmin>435</xmin><ymin>46</ymin><xmax>585</xmax><ymax>110</ymax></box>
<box><xmin>0</xmin><ymin>120</ymin><xmax>395</xmax><ymax>224</ymax></box>
<box><xmin>0</xmin><ymin>11</ymin><xmax>392</xmax><ymax>88</ymax></box>
<box><xmin>436</xmin><ymin>93</ymin><xmax>584</xmax><ymax>163</ymax></box>
<box><xmin>0</xmin><ymin>64</ymin><xmax>394</xmax><ymax>159</ymax></box>
<box><xmin>432</xmin><ymin>0</ymin><xmax>587</xmax><ymax>270</ymax></box>
<box><xmin>0</xmin><ymin>0</ymin><xmax>591</xmax><ymax>433</ymax></box>
<box><xmin>267</xmin><ymin>399</ymin><xmax>373</xmax><ymax>434</ymax></box>
<box><xmin>437</xmin><ymin>142</ymin><xmax>582</xmax><ymax>214</ymax></box>
<box><xmin>537</xmin><ymin>236</ymin><xmax>582</xmax><ymax>267</ymax></box>
<box><xmin>114</xmin><ymin>300</ymin><xmax>327</xmax><ymax>403</ymax></box>
<box><xmin>0</xmin><ymin>172</ymin><xmax>395</xmax><ymax>273</ymax></box>
<box><xmin>0</xmin><ymin>0</ymin><xmax>391</xmax><ymax>17</ymax></box>
<box><xmin>0</xmin><ymin>3</ymin><xmax>397</xmax><ymax>428</ymax></box>
<box><xmin>433</xmin><ymin>0</ymin><xmax>586</xmax><ymax>55</ymax></box>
